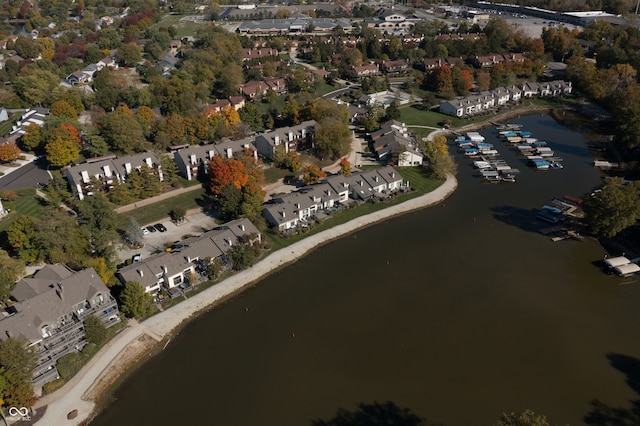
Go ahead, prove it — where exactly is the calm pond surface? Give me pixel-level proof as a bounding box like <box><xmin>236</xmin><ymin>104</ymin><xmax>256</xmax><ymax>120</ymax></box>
<box><xmin>91</xmin><ymin>114</ymin><xmax>640</xmax><ymax>426</ymax></box>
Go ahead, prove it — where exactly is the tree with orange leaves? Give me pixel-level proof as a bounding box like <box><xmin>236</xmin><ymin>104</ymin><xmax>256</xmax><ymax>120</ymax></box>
<box><xmin>208</xmin><ymin>156</ymin><xmax>249</xmax><ymax>196</ymax></box>
<box><xmin>0</xmin><ymin>142</ymin><xmax>21</xmax><ymax>163</ymax></box>
<box><xmin>221</xmin><ymin>105</ymin><xmax>241</xmax><ymax>127</ymax></box>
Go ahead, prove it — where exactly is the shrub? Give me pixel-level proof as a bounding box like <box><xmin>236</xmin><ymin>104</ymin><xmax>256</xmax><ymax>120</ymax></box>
<box><xmin>43</xmin><ymin>378</ymin><xmax>65</xmax><ymax>394</ymax></box>
<box><xmin>56</xmin><ymin>352</ymin><xmax>85</xmax><ymax>380</ymax></box>
<box><xmin>0</xmin><ymin>190</ymin><xmax>18</xmax><ymax>201</ymax></box>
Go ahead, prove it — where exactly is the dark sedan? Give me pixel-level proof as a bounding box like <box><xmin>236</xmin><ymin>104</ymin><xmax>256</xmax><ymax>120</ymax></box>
<box><xmin>154</xmin><ymin>223</ymin><xmax>167</xmax><ymax>232</ymax></box>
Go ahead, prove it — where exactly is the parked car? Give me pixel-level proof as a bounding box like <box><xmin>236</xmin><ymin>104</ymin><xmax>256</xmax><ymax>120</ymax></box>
<box><xmin>146</xmin><ymin>225</ymin><xmax>157</xmax><ymax>233</ymax></box>
<box><xmin>142</xmin><ymin>227</ymin><xmax>149</xmax><ymax>235</ymax></box>
<box><xmin>154</xmin><ymin>223</ymin><xmax>167</xmax><ymax>232</ymax></box>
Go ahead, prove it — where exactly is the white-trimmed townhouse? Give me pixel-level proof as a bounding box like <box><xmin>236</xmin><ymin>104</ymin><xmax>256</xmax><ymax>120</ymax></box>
<box><xmin>118</xmin><ymin>219</ymin><xmax>261</xmax><ymax>292</ymax></box>
<box><xmin>173</xmin><ymin>138</ymin><xmax>258</xmax><ymax>181</ymax></box>
<box><xmin>254</xmin><ymin>120</ymin><xmax>316</xmax><ymax>160</ymax></box>
<box><xmin>493</xmin><ymin>87</ymin><xmax>511</xmax><ymax>106</ymax></box>
<box><xmin>66</xmin><ymin>153</ymin><xmax>163</xmax><ymax>200</ymax></box>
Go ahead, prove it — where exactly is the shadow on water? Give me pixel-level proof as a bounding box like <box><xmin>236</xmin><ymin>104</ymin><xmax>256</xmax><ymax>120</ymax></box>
<box><xmin>311</xmin><ymin>401</ymin><xmax>443</xmax><ymax>426</ymax></box>
<box><xmin>584</xmin><ymin>354</ymin><xmax>640</xmax><ymax>425</ymax></box>
<box><xmin>490</xmin><ymin>205</ymin><xmax>543</xmax><ymax>234</ymax></box>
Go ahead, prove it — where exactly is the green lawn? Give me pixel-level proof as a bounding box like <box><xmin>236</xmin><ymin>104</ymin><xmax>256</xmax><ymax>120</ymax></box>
<box><xmin>264</xmin><ymin>166</ymin><xmax>292</xmax><ymax>184</ymax></box>
<box><xmin>0</xmin><ymin>114</ymin><xmax>19</xmax><ymax>138</ymax></box>
<box><xmin>149</xmin><ymin>14</ymin><xmax>206</xmax><ymax>38</ymax></box>
<box><xmin>0</xmin><ymin>188</ymin><xmax>46</xmax><ymax>237</ymax></box>
<box><xmin>117</xmin><ymin>187</ymin><xmax>208</xmax><ymax>229</ymax></box>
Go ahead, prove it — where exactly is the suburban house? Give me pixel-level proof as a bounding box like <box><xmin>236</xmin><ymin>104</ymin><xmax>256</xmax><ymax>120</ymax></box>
<box><xmin>422</xmin><ymin>57</ymin><xmax>463</xmax><ymax>71</ymax></box>
<box><xmin>174</xmin><ymin>138</ymin><xmax>258</xmax><ymax>181</ymax></box>
<box><xmin>241</xmin><ymin>80</ymin><xmax>270</xmax><ymax>99</ymax></box>
<box><xmin>380</xmin><ymin>59</ymin><xmax>409</xmax><ymax>74</ymax></box>
<box><xmin>439</xmin><ymin>80</ymin><xmax>571</xmax><ymax>117</ymax></box>
<box><xmin>352</xmin><ymin>63</ymin><xmax>380</xmax><ymax>78</ymax></box>
<box><xmin>263</xmin><ymin>166</ymin><xmax>404</xmax><ymax>231</ymax></box>
<box><xmin>117</xmin><ymin>218</ymin><xmax>261</xmax><ymax>294</ymax></box>
<box><xmin>9</xmin><ymin>108</ymin><xmax>50</xmax><ymax>138</ymax></box>
<box><xmin>254</xmin><ymin>120</ymin><xmax>316</xmax><ymax>160</ymax></box>
<box><xmin>0</xmin><ymin>265</ymin><xmax>120</xmax><ymax>385</ymax></box>
<box><xmin>65</xmin><ymin>153</ymin><xmax>163</xmax><ymax>200</ymax></box>
<box><xmin>370</xmin><ymin>121</ymin><xmax>423</xmax><ymax>166</ymax></box>
<box><xmin>241</xmin><ymin>48</ymin><xmax>278</xmax><ymax>61</ymax></box>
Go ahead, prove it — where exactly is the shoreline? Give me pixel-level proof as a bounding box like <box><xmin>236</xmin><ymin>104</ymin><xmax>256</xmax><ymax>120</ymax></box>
<box><xmin>33</xmin><ymin>173</ymin><xmax>458</xmax><ymax>426</ymax></box>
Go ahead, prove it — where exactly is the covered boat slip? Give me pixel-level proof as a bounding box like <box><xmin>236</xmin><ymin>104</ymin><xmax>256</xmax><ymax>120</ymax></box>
<box><xmin>614</xmin><ymin>263</ymin><xmax>640</xmax><ymax>277</ymax></box>
<box><xmin>604</xmin><ymin>256</ymin><xmax>632</xmax><ymax>269</ymax></box>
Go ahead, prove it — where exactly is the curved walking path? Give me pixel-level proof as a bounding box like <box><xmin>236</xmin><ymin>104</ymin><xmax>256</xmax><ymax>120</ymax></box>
<box><xmin>34</xmin><ymin>172</ymin><xmax>458</xmax><ymax>426</ymax></box>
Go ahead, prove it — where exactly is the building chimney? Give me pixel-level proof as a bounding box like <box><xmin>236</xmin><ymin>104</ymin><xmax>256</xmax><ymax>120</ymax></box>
<box><xmin>103</xmin><ymin>165</ymin><xmax>111</xmax><ymax>176</ymax></box>
<box><xmin>209</xmin><ymin>150</ymin><xmax>215</xmax><ymax>159</ymax></box>
<box><xmin>162</xmin><ymin>265</ymin><xmax>168</xmax><ymax>274</ymax></box>
<box><xmin>125</xmin><ymin>163</ymin><xmax>132</xmax><ymax>174</ymax></box>
<box><xmin>226</xmin><ymin>147</ymin><xmax>233</xmax><ymax>158</ymax></box>
<box><xmin>288</xmin><ymin>131</ymin><xmax>293</xmax><ymax>142</ymax></box>
<box><xmin>190</xmin><ymin>154</ymin><xmax>197</xmax><ymax>165</ymax></box>
<box><xmin>240</xmin><ymin>224</ymin><xmax>245</xmax><ymax>231</ymax></box>
<box><xmin>81</xmin><ymin>170</ymin><xmax>90</xmax><ymax>183</ymax></box>
<box><xmin>138</xmin><ymin>269</ymin><xmax>144</xmax><ymax>277</ymax></box>
<box><xmin>274</xmin><ymin>135</ymin><xmax>280</xmax><ymax>145</ymax></box>
<box><xmin>145</xmin><ymin>157</ymin><xmax>152</xmax><ymax>167</ymax></box>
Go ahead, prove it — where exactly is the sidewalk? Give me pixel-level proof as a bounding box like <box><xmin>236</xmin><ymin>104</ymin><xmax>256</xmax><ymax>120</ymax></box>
<box><xmin>0</xmin><ymin>153</ymin><xmax>37</xmax><ymax>177</ymax></box>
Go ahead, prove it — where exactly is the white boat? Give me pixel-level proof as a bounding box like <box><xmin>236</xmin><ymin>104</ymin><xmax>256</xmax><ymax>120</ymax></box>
<box><xmin>473</xmin><ymin>160</ymin><xmax>492</xmax><ymax>169</ymax></box>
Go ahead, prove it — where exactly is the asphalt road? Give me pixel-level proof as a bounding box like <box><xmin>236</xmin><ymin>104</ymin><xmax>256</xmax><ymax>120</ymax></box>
<box><xmin>0</xmin><ymin>159</ymin><xmax>51</xmax><ymax>191</ymax></box>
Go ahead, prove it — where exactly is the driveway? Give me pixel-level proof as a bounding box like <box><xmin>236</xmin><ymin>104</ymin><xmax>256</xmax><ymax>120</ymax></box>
<box><xmin>0</xmin><ymin>155</ymin><xmax>50</xmax><ymax>191</ymax></box>
<box><xmin>117</xmin><ymin>212</ymin><xmax>219</xmax><ymax>263</ymax></box>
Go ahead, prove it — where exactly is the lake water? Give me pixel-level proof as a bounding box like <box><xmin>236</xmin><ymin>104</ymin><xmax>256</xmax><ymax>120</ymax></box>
<box><xmin>90</xmin><ymin>114</ymin><xmax>640</xmax><ymax>426</ymax></box>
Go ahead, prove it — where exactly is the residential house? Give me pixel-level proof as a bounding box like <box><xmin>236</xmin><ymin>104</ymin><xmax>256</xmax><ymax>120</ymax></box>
<box><xmin>472</xmin><ymin>53</ymin><xmax>505</xmax><ymax>68</ymax></box>
<box><xmin>352</xmin><ymin>63</ymin><xmax>380</xmax><ymax>78</ymax></box>
<box><xmin>241</xmin><ymin>80</ymin><xmax>269</xmax><ymax>99</ymax></box>
<box><xmin>370</xmin><ymin>120</ymin><xmax>423</xmax><ymax>166</ymax></box>
<box><xmin>241</xmin><ymin>48</ymin><xmax>278</xmax><ymax>61</ymax></box>
<box><xmin>118</xmin><ymin>218</ymin><xmax>261</xmax><ymax>293</ymax></box>
<box><xmin>0</xmin><ymin>265</ymin><xmax>120</xmax><ymax>385</ymax></box>
<box><xmin>9</xmin><ymin>107</ymin><xmax>49</xmax><ymax>138</ymax></box>
<box><xmin>65</xmin><ymin>152</ymin><xmax>163</xmax><ymax>200</ymax></box>
<box><xmin>254</xmin><ymin>120</ymin><xmax>316</xmax><ymax>160</ymax></box>
<box><xmin>380</xmin><ymin>59</ymin><xmax>409</xmax><ymax>74</ymax></box>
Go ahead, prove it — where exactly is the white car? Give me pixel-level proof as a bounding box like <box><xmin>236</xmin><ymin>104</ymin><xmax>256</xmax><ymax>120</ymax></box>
<box><xmin>142</xmin><ymin>227</ymin><xmax>149</xmax><ymax>235</ymax></box>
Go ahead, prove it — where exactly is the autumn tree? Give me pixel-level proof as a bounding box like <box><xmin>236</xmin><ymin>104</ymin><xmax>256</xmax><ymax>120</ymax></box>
<box><xmin>119</xmin><ymin>281</ymin><xmax>155</xmax><ymax>318</ymax></box>
<box><xmin>303</xmin><ymin>164</ymin><xmax>326</xmax><ymax>184</ymax></box>
<box><xmin>208</xmin><ymin>156</ymin><xmax>249</xmax><ymax>196</ymax></box>
<box><xmin>83</xmin><ymin>257</ymin><xmax>116</xmax><ymax>287</ymax></box>
<box><xmin>98</xmin><ymin>110</ymin><xmax>147</xmax><ymax>154</ymax></box>
<box><xmin>45</xmin><ymin>124</ymin><xmax>81</xmax><ymax>167</ymax></box>
<box><xmin>50</xmin><ymin>100</ymin><xmax>79</xmax><ymax>119</ymax></box>
<box><xmin>339</xmin><ymin>158</ymin><xmax>351</xmax><ymax>176</ymax></box>
<box><xmin>0</xmin><ymin>142</ymin><xmax>21</xmax><ymax>163</ymax></box>
<box><xmin>0</xmin><ymin>337</ymin><xmax>37</xmax><ymax>408</ymax></box>
<box><xmin>422</xmin><ymin>134</ymin><xmax>457</xmax><ymax>178</ymax></box>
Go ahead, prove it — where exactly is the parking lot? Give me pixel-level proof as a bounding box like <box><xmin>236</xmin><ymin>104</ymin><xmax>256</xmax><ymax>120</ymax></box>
<box><xmin>117</xmin><ymin>212</ymin><xmax>219</xmax><ymax>263</ymax></box>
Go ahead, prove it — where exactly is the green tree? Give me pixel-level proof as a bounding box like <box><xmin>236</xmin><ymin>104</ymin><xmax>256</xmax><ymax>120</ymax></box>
<box><xmin>125</xmin><ymin>217</ymin><xmax>145</xmax><ymax>247</ymax></box>
<box><xmin>35</xmin><ymin>208</ymin><xmax>92</xmax><ymax>265</ymax></box>
<box><xmin>20</xmin><ymin>123</ymin><xmax>43</xmax><ymax>152</ymax></box>
<box><xmin>13</xmin><ymin>68</ymin><xmax>59</xmax><ymax>105</ymax></box>
<box><xmin>0</xmin><ymin>249</ymin><xmax>26</xmax><ymax>300</ymax></box>
<box><xmin>84</xmin><ymin>315</ymin><xmax>108</xmax><ymax>345</ymax></box>
<box><xmin>314</xmin><ymin>117</ymin><xmax>352</xmax><ymax>160</ymax></box>
<box><xmin>120</xmin><ymin>281</ymin><xmax>154</xmax><ymax>318</ymax></box>
<box><xmin>218</xmin><ymin>183</ymin><xmax>243</xmax><ymax>221</ymax></box>
<box><xmin>583</xmin><ymin>178</ymin><xmax>640</xmax><ymax>238</ymax></box>
<box><xmin>98</xmin><ymin>111</ymin><xmax>147</xmax><ymax>154</ymax></box>
<box><xmin>84</xmin><ymin>134</ymin><xmax>110</xmax><ymax>158</ymax></box>
<box><xmin>116</xmin><ymin>42</ymin><xmax>143</xmax><ymax>67</ymax></box>
<box><xmin>494</xmin><ymin>409</ymin><xmax>550</xmax><ymax>426</ymax></box>
<box><xmin>0</xmin><ymin>337</ymin><xmax>37</xmax><ymax>385</ymax></box>
<box><xmin>7</xmin><ymin>216</ymin><xmax>39</xmax><ymax>264</ymax></box>
<box><xmin>77</xmin><ymin>193</ymin><xmax>119</xmax><ymax>260</ymax></box>
<box><xmin>170</xmin><ymin>206</ymin><xmax>186</xmax><ymax>222</ymax></box>
<box><xmin>228</xmin><ymin>242</ymin><xmax>255</xmax><ymax>271</ymax></box>
<box><xmin>160</xmin><ymin>155</ymin><xmax>179</xmax><ymax>185</ymax></box>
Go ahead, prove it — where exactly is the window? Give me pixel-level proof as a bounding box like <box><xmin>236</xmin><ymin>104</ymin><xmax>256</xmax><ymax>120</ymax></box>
<box><xmin>172</xmin><ymin>275</ymin><xmax>183</xmax><ymax>286</ymax></box>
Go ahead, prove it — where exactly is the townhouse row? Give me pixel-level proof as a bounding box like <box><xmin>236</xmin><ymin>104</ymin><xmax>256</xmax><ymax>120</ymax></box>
<box><xmin>439</xmin><ymin>80</ymin><xmax>572</xmax><ymax>117</ymax></box>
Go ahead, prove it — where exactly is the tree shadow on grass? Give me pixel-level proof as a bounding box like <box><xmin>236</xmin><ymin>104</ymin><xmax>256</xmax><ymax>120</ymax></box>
<box><xmin>584</xmin><ymin>354</ymin><xmax>640</xmax><ymax>425</ymax></box>
<box><xmin>311</xmin><ymin>401</ymin><xmax>443</xmax><ymax>426</ymax></box>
